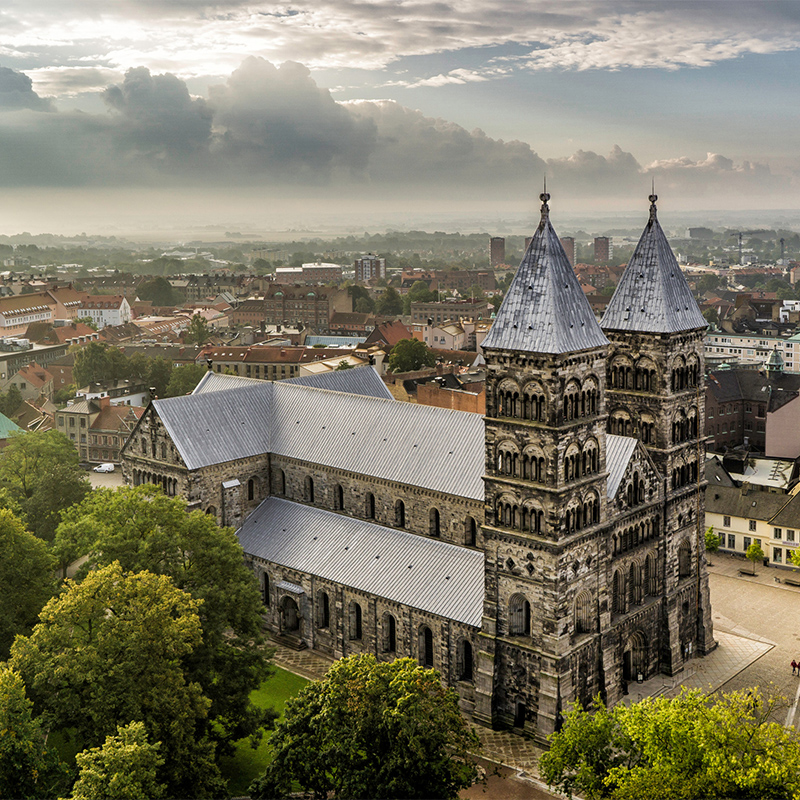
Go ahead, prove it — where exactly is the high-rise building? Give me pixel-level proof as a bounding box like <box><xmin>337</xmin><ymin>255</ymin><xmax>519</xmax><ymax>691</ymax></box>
<box><xmin>490</xmin><ymin>237</ymin><xmax>506</xmax><ymax>267</ymax></box>
<box><xmin>560</xmin><ymin>236</ymin><xmax>575</xmax><ymax>267</ymax></box>
<box><xmin>594</xmin><ymin>236</ymin><xmax>612</xmax><ymax>263</ymax></box>
<box><xmin>354</xmin><ymin>254</ymin><xmax>386</xmax><ymax>283</ymax></box>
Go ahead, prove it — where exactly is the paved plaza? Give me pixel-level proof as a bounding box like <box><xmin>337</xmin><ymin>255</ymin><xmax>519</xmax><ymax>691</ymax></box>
<box><xmin>267</xmin><ymin>554</ymin><xmax>800</xmax><ymax>797</ymax></box>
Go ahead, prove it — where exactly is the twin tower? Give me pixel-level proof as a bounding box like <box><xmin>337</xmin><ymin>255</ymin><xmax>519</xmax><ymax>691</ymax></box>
<box><xmin>475</xmin><ymin>193</ymin><xmax>714</xmax><ymax>740</ymax></box>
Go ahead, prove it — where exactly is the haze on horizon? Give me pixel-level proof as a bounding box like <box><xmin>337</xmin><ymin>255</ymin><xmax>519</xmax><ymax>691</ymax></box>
<box><xmin>1</xmin><ymin>0</ymin><xmax>800</xmax><ymax>237</ymax></box>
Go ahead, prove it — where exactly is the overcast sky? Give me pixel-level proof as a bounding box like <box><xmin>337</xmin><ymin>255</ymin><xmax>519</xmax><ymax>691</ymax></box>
<box><xmin>1</xmin><ymin>0</ymin><xmax>800</xmax><ymax>233</ymax></box>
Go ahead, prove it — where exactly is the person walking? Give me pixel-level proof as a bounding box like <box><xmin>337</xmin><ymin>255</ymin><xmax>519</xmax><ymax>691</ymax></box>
<box><xmin>792</xmin><ymin>660</ymin><xmax>797</xmax><ymax>675</ymax></box>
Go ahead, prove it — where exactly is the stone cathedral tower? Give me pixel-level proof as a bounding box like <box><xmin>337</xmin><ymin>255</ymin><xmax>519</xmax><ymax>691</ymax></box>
<box><xmin>474</xmin><ymin>192</ymin><xmax>714</xmax><ymax>744</ymax></box>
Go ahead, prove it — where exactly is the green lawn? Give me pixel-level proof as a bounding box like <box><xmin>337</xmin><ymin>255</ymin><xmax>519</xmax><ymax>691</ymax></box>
<box><xmin>219</xmin><ymin>666</ymin><xmax>310</xmax><ymax>796</ymax></box>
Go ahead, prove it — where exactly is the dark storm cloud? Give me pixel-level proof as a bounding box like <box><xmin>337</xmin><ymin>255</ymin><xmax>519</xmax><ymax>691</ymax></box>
<box><xmin>0</xmin><ymin>59</ymin><xmax>794</xmax><ymax>205</ymax></box>
<box><xmin>0</xmin><ymin>68</ymin><xmax>54</xmax><ymax>112</ymax></box>
<box><xmin>209</xmin><ymin>57</ymin><xmax>376</xmax><ymax>179</ymax></box>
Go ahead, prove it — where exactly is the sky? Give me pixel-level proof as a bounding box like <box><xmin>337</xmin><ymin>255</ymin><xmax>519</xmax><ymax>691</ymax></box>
<box><xmin>2</xmin><ymin>0</ymin><xmax>800</xmax><ymax>235</ymax></box>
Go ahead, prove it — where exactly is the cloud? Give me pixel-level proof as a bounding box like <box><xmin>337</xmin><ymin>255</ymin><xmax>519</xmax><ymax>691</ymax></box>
<box><xmin>0</xmin><ymin>67</ymin><xmax>53</xmax><ymax>111</ymax></box>
<box><xmin>27</xmin><ymin>67</ymin><xmax>122</xmax><ymax>97</ymax></box>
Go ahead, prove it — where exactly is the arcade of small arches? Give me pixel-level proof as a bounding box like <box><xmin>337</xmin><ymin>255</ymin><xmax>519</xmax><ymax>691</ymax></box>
<box><xmin>671</xmin><ymin>460</ymin><xmax>699</xmax><ymax>490</ymax></box>
<box><xmin>609</xmin><ymin>357</ymin><xmax>658</xmax><ymax>392</ymax></box>
<box><xmin>611</xmin><ymin>551</ymin><xmax>658</xmax><ymax>613</ymax></box>
<box><xmin>563</xmin><ymin>439</ymin><xmax>600</xmax><ymax>482</ymax></box>
<box><xmin>612</xmin><ymin>515</ymin><xmax>659</xmax><ymax>556</ymax></box>
<box><xmin>495</xmin><ymin>496</ymin><xmax>545</xmax><ymax>533</ymax></box>
<box><xmin>495</xmin><ymin>376</ymin><xmax>598</xmax><ymax>422</ymax></box>
<box><xmin>496</xmin><ymin>444</ymin><xmax>547</xmax><ymax>484</ymax></box>
<box><xmin>671</xmin><ymin>355</ymin><xmax>700</xmax><ymax>392</ymax></box>
<box><xmin>672</xmin><ymin>408</ymin><xmax>699</xmax><ymax>444</ymax></box>
<box><xmin>607</xmin><ymin>409</ymin><xmax>655</xmax><ymax>443</ymax></box>
<box><xmin>131</xmin><ymin>469</ymin><xmax>178</xmax><ymax>496</ymax></box>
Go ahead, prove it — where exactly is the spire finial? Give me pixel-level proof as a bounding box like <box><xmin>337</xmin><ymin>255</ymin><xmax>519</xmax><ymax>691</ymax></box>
<box><xmin>539</xmin><ymin>177</ymin><xmax>550</xmax><ymax>223</ymax></box>
<box><xmin>648</xmin><ymin>183</ymin><xmax>658</xmax><ymax>222</ymax></box>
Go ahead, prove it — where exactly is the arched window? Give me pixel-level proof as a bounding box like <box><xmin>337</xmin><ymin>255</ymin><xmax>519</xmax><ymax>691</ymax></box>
<box><xmin>457</xmin><ymin>639</ymin><xmax>473</xmax><ymax>681</ymax></box>
<box><xmin>275</xmin><ymin>468</ymin><xmax>285</xmax><ymax>496</ymax></box>
<box><xmin>574</xmin><ymin>591</ymin><xmax>592</xmax><ymax>634</ymax></box>
<box><xmin>395</xmin><ymin>499</ymin><xmax>406</xmax><ymax>528</ymax></box>
<box><xmin>248</xmin><ymin>477</ymin><xmax>256</xmax><ymax>502</ymax></box>
<box><xmin>509</xmin><ymin>594</ymin><xmax>531</xmax><ymax>635</ymax></box>
<box><xmin>419</xmin><ymin>625</ymin><xmax>434</xmax><ymax>667</ymax></box>
<box><xmin>261</xmin><ymin>571</ymin><xmax>270</xmax><ymax>607</ymax></box>
<box><xmin>678</xmin><ymin>539</ymin><xmax>692</xmax><ymax>578</ymax></box>
<box><xmin>629</xmin><ymin>562</ymin><xmax>642</xmax><ymax>605</ymax></box>
<box><xmin>365</xmin><ymin>493</ymin><xmax>375</xmax><ymax>519</ymax></box>
<box><xmin>382</xmin><ymin>613</ymin><xmax>396</xmax><ymax>653</ymax></box>
<box><xmin>316</xmin><ymin>591</ymin><xmax>330</xmax><ymax>628</ymax></box>
<box><xmin>335</xmin><ymin>484</ymin><xmax>344</xmax><ymax>511</ymax></box>
<box><xmin>349</xmin><ymin>601</ymin><xmax>362</xmax><ymax>640</ymax></box>
<box><xmin>430</xmin><ymin>508</ymin><xmax>440</xmax><ymax>537</ymax></box>
<box><xmin>612</xmin><ymin>570</ymin><xmax>623</xmax><ymax>614</ymax></box>
<box><xmin>304</xmin><ymin>476</ymin><xmax>314</xmax><ymax>503</ymax></box>
<box><xmin>644</xmin><ymin>552</ymin><xmax>657</xmax><ymax>596</ymax></box>
<box><xmin>465</xmin><ymin>516</ymin><xmax>477</xmax><ymax>546</ymax></box>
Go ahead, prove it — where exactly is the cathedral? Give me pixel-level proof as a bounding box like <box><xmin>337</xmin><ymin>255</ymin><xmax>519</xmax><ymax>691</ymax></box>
<box><xmin>121</xmin><ymin>192</ymin><xmax>715</xmax><ymax>743</ymax></box>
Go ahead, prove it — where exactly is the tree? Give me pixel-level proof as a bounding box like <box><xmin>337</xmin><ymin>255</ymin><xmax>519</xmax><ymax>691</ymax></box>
<box><xmin>10</xmin><ymin>562</ymin><xmax>226</xmax><ymax>799</ymax></box>
<box><xmin>746</xmin><ymin>540</ymin><xmax>765</xmax><ymax>574</ymax></box>
<box><xmin>0</xmin><ymin>383</ymin><xmax>22</xmax><ymax>418</ymax></box>
<box><xmin>71</xmin><ymin>722</ymin><xmax>166</xmax><ymax>800</ymax></box>
<box><xmin>467</xmin><ymin>284</ymin><xmax>485</xmax><ymax>301</ymax></box>
<box><xmin>704</xmin><ymin>526</ymin><xmax>720</xmax><ymax>555</ymax></box>
<box><xmin>146</xmin><ymin>356</ymin><xmax>173</xmax><ymax>398</ymax></box>
<box><xmin>355</xmin><ymin>296</ymin><xmax>373</xmax><ymax>313</ymax></box>
<box><xmin>703</xmin><ymin>307</ymin><xmax>720</xmax><ymax>326</ymax></box>
<box><xmin>75</xmin><ymin>316</ymin><xmax>98</xmax><ymax>331</ymax></box>
<box><xmin>407</xmin><ymin>279</ymin><xmax>436</xmax><ymax>303</ymax></box>
<box><xmin>250</xmin><ymin>655</ymin><xmax>481</xmax><ymax>800</ymax></box>
<box><xmin>184</xmin><ymin>314</ymin><xmax>211</xmax><ymax>346</ymax></box>
<box><xmin>0</xmin><ymin>430</ymin><xmax>90</xmax><ymax>541</ymax></box>
<box><xmin>165</xmin><ymin>363</ymin><xmax>208</xmax><ymax>396</ymax></box>
<box><xmin>72</xmin><ymin>342</ymin><xmax>130</xmax><ymax>387</ymax></box>
<box><xmin>539</xmin><ymin>688</ymin><xmax>800</xmax><ymax>800</ymax></box>
<box><xmin>347</xmin><ymin>284</ymin><xmax>375</xmax><ymax>313</ymax></box>
<box><xmin>54</xmin><ymin>486</ymin><xmax>274</xmax><ymax>753</ymax></box>
<box><xmin>136</xmin><ymin>276</ymin><xmax>177</xmax><ymax>307</ymax></box>
<box><xmin>388</xmin><ymin>338</ymin><xmax>436</xmax><ymax>373</ymax></box>
<box><xmin>0</xmin><ymin>667</ymin><xmax>66</xmax><ymax>800</ymax></box>
<box><xmin>0</xmin><ymin>509</ymin><xmax>54</xmax><ymax>659</ymax></box>
<box><xmin>375</xmin><ymin>286</ymin><xmax>403</xmax><ymax>316</ymax></box>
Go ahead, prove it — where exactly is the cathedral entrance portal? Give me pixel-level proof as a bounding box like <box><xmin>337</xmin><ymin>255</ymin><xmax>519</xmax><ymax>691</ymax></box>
<box><xmin>622</xmin><ymin>632</ymin><xmax>646</xmax><ymax>682</ymax></box>
<box><xmin>280</xmin><ymin>595</ymin><xmax>300</xmax><ymax>633</ymax></box>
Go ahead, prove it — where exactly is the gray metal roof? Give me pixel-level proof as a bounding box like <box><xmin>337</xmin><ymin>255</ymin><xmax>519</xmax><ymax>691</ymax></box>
<box><xmin>605</xmin><ymin>434</ymin><xmax>637</xmax><ymax>499</ymax></box>
<box><xmin>270</xmin><ymin>383</ymin><xmax>485</xmax><ymax>499</ymax></box>
<box><xmin>601</xmin><ymin>198</ymin><xmax>707</xmax><ymax>334</ymax></box>
<box><xmin>192</xmin><ymin>371</ymin><xmax>261</xmax><ymax>394</ymax></box>
<box><xmin>153</xmin><ymin>383</ymin><xmax>273</xmax><ymax>470</ymax></box>
<box><xmin>284</xmin><ymin>366</ymin><xmax>394</xmax><ymax>400</ymax></box>
<box><xmin>482</xmin><ymin>197</ymin><xmax>609</xmax><ymax>355</ymax></box>
<box><xmin>157</xmin><ymin>377</ymin><xmax>485</xmax><ymax>499</ymax></box>
<box><xmin>237</xmin><ymin>497</ymin><xmax>485</xmax><ymax>627</ymax></box>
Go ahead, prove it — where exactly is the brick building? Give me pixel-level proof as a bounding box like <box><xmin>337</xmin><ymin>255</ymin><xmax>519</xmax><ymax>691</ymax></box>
<box><xmin>263</xmin><ymin>285</ymin><xmax>350</xmax><ymax>333</ymax></box>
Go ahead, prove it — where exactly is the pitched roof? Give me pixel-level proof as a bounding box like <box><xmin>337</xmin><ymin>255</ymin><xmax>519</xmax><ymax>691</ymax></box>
<box><xmin>601</xmin><ymin>196</ymin><xmax>707</xmax><ymax>334</ymax></box>
<box><xmin>706</xmin><ymin>484</ymin><xmax>789</xmax><ymax>521</ymax></box>
<box><xmin>284</xmin><ymin>366</ymin><xmax>394</xmax><ymax>400</ymax></box>
<box><xmin>606</xmin><ymin>434</ymin><xmax>638</xmax><ymax>499</ymax></box>
<box><xmin>481</xmin><ymin>194</ymin><xmax>609</xmax><ymax>355</ymax></box>
<box><xmin>237</xmin><ymin>497</ymin><xmax>484</xmax><ymax>627</ymax></box>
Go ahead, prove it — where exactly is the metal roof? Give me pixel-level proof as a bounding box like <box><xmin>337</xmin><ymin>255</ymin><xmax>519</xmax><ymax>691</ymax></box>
<box><xmin>482</xmin><ymin>196</ymin><xmax>609</xmax><ymax>355</ymax></box>
<box><xmin>237</xmin><ymin>497</ymin><xmax>485</xmax><ymax>627</ymax></box>
<box><xmin>605</xmin><ymin>434</ymin><xmax>638</xmax><ymax>499</ymax></box>
<box><xmin>284</xmin><ymin>366</ymin><xmax>394</xmax><ymax>400</ymax></box>
<box><xmin>601</xmin><ymin>197</ymin><xmax>707</xmax><ymax>334</ymax></box>
<box><xmin>153</xmin><ymin>383</ymin><xmax>273</xmax><ymax>470</ymax></box>
<box><xmin>270</xmin><ymin>383</ymin><xmax>485</xmax><ymax>500</ymax></box>
<box><xmin>192</xmin><ymin>371</ymin><xmax>261</xmax><ymax>394</ymax></box>
<box><xmin>162</xmin><ymin>376</ymin><xmax>484</xmax><ymax>499</ymax></box>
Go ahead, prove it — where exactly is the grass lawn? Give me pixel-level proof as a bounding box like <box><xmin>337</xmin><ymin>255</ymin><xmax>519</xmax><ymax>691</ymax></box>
<box><xmin>219</xmin><ymin>666</ymin><xmax>310</xmax><ymax>797</ymax></box>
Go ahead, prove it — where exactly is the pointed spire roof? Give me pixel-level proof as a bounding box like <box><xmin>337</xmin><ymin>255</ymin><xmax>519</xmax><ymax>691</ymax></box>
<box><xmin>601</xmin><ymin>194</ymin><xmax>706</xmax><ymax>334</ymax></box>
<box><xmin>482</xmin><ymin>191</ymin><xmax>609</xmax><ymax>355</ymax></box>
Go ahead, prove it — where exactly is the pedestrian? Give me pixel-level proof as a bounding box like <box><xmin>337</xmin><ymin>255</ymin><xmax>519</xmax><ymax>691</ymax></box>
<box><xmin>792</xmin><ymin>660</ymin><xmax>797</xmax><ymax>675</ymax></box>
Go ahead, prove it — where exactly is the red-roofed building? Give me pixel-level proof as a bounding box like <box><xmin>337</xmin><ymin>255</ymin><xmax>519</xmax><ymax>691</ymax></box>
<box><xmin>9</xmin><ymin>362</ymin><xmax>55</xmax><ymax>401</ymax></box>
<box><xmin>78</xmin><ymin>295</ymin><xmax>132</xmax><ymax>329</ymax></box>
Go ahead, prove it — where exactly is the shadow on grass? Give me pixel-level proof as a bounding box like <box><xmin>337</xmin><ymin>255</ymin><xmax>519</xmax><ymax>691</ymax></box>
<box><xmin>219</xmin><ymin>666</ymin><xmax>310</xmax><ymax>797</ymax></box>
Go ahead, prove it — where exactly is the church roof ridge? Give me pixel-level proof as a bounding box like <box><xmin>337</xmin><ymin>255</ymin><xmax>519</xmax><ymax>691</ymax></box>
<box><xmin>481</xmin><ymin>191</ymin><xmax>609</xmax><ymax>355</ymax></box>
<box><xmin>601</xmin><ymin>194</ymin><xmax>707</xmax><ymax>334</ymax></box>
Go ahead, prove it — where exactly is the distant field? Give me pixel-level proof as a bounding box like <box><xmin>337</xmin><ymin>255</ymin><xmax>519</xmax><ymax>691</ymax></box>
<box><xmin>219</xmin><ymin>666</ymin><xmax>310</xmax><ymax>796</ymax></box>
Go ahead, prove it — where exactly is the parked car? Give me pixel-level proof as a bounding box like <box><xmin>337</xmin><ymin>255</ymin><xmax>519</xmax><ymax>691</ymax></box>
<box><xmin>93</xmin><ymin>463</ymin><xmax>115</xmax><ymax>473</ymax></box>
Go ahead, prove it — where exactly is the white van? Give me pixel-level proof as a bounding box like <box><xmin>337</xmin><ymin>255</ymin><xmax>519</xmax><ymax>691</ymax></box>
<box><xmin>93</xmin><ymin>463</ymin><xmax>115</xmax><ymax>473</ymax></box>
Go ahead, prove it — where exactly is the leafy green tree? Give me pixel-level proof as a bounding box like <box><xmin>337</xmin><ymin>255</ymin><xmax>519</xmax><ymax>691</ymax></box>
<box><xmin>539</xmin><ymin>688</ymin><xmax>800</xmax><ymax>800</ymax></box>
<box><xmin>73</xmin><ymin>342</ymin><xmax>131</xmax><ymax>387</ymax></box>
<box><xmin>347</xmin><ymin>284</ymin><xmax>375</xmax><ymax>313</ymax></box>
<box><xmin>335</xmin><ymin>360</ymin><xmax>354</xmax><ymax>370</ymax></box>
<box><xmin>0</xmin><ymin>383</ymin><xmax>22</xmax><ymax>418</ymax></box>
<box><xmin>54</xmin><ymin>486</ymin><xmax>274</xmax><ymax>753</ymax></box>
<box><xmin>388</xmin><ymin>338</ymin><xmax>436</xmax><ymax>373</ymax></box>
<box><xmin>136</xmin><ymin>276</ymin><xmax>177</xmax><ymax>307</ymax></box>
<box><xmin>375</xmin><ymin>286</ymin><xmax>403</xmax><ymax>316</ymax></box>
<box><xmin>355</xmin><ymin>296</ymin><xmax>373</xmax><ymax>313</ymax></box>
<box><xmin>704</xmin><ymin>526</ymin><xmax>720</xmax><ymax>555</ymax></box>
<box><xmin>70</xmin><ymin>722</ymin><xmax>166</xmax><ymax>800</ymax></box>
<box><xmin>0</xmin><ymin>667</ymin><xmax>66</xmax><ymax>800</ymax></box>
<box><xmin>250</xmin><ymin>655</ymin><xmax>481</xmax><ymax>800</ymax></box>
<box><xmin>75</xmin><ymin>316</ymin><xmax>98</xmax><ymax>331</ymax></box>
<box><xmin>10</xmin><ymin>562</ymin><xmax>225</xmax><ymax>799</ymax></box>
<box><xmin>703</xmin><ymin>307</ymin><xmax>719</xmax><ymax>326</ymax></box>
<box><xmin>53</xmin><ymin>383</ymin><xmax>77</xmax><ymax>407</ymax></box>
<box><xmin>0</xmin><ymin>430</ymin><xmax>90</xmax><ymax>541</ymax></box>
<box><xmin>0</xmin><ymin>509</ymin><xmax>54</xmax><ymax>659</ymax></box>
<box><xmin>184</xmin><ymin>315</ymin><xmax>211</xmax><ymax>346</ymax></box>
<box><xmin>165</xmin><ymin>363</ymin><xmax>208</xmax><ymax>396</ymax></box>
<box><xmin>746</xmin><ymin>541</ymin><xmax>765</xmax><ymax>574</ymax></box>
<box><xmin>146</xmin><ymin>357</ymin><xmax>173</xmax><ymax>398</ymax></box>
